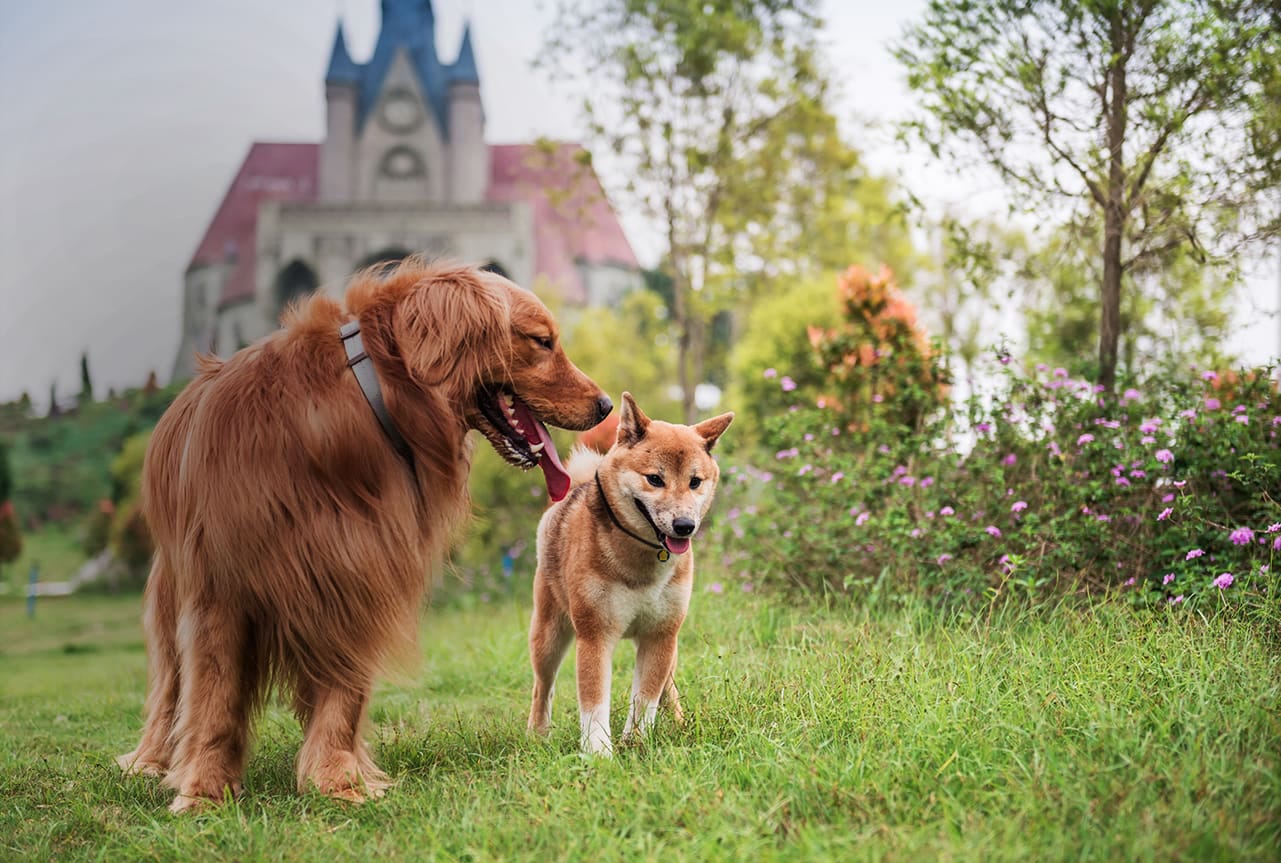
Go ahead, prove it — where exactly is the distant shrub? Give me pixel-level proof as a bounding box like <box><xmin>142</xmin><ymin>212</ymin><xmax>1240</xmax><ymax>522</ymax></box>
<box><xmin>0</xmin><ymin>500</ymin><xmax>22</xmax><ymax>565</ymax></box>
<box><xmin>708</xmin><ymin>358</ymin><xmax>1281</xmax><ymax>619</ymax></box>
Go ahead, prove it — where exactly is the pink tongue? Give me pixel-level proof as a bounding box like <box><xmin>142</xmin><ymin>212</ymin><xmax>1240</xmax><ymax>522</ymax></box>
<box><xmin>511</xmin><ymin>400</ymin><xmax>571</xmax><ymax>501</ymax></box>
<box><xmin>662</xmin><ymin>536</ymin><xmax>691</xmax><ymax>555</ymax></box>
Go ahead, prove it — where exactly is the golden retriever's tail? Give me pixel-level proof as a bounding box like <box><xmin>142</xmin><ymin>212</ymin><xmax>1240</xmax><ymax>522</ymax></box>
<box><xmin>563</xmin><ymin>445</ymin><xmax>605</xmax><ymax>490</ymax></box>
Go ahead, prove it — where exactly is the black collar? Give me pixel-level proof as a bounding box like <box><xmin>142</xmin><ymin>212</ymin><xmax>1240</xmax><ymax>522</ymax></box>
<box><xmin>339</xmin><ymin>321</ymin><xmax>416</xmax><ymax>475</ymax></box>
<box><xmin>594</xmin><ymin>471</ymin><xmax>670</xmax><ymax>562</ymax></box>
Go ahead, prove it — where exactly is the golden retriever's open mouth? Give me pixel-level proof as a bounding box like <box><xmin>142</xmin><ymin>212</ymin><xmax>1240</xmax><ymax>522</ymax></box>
<box><xmin>477</xmin><ymin>389</ymin><xmax>572</xmax><ymax>500</ymax></box>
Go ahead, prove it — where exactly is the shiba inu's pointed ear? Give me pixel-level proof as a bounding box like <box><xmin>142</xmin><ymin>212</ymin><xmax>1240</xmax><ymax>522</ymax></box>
<box><xmin>693</xmin><ymin>411</ymin><xmax>734</xmax><ymax>452</ymax></box>
<box><xmin>616</xmin><ymin>392</ymin><xmax>651</xmax><ymax>447</ymax></box>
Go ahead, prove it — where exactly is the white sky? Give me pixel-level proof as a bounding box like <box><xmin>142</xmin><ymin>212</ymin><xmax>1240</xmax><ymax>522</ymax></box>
<box><xmin>0</xmin><ymin>0</ymin><xmax>1276</xmax><ymax>405</ymax></box>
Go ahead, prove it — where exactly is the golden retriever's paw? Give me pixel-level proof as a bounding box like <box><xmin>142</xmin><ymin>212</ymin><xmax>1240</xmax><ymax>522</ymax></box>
<box><xmin>116</xmin><ymin>751</ymin><xmax>166</xmax><ymax>778</ymax></box>
<box><xmin>168</xmin><ymin>793</ymin><xmax>216</xmax><ymax>815</ymax></box>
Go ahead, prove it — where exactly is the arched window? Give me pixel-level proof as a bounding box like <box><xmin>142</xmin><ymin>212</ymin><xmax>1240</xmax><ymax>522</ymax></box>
<box><xmin>480</xmin><ymin>260</ymin><xmax>510</xmax><ymax>279</ymax></box>
<box><xmin>379</xmin><ymin>146</ymin><xmax>425</xmax><ymax>179</ymax></box>
<box><xmin>275</xmin><ymin>259</ymin><xmax>319</xmax><ymax>311</ymax></box>
<box><xmin>356</xmin><ymin>247</ymin><xmax>416</xmax><ymax>280</ymax></box>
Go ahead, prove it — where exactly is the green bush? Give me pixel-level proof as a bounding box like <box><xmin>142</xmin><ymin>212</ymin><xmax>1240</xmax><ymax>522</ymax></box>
<box><xmin>707</xmin><ymin>358</ymin><xmax>1281</xmax><ymax>620</ymax></box>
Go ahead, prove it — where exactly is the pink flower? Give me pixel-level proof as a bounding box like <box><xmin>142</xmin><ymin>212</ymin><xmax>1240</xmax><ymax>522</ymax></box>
<box><xmin>1163</xmin><ymin>573</ymin><xmax>1176</xmax><ymax>585</ymax></box>
<box><xmin>781</xmin><ymin>376</ymin><xmax>797</xmax><ymax>392</ymax></box>
<box><xmin>1077</xmin><ymin>433</ymin><xmax>1095</xmax><ymax>446</ymax></box>
<box><xmin>1235</xmin><ymin>414</ymin><xmax>1250</xmax><ymax>425</ymax></box>
<box><xmin>1162</xmin><ymin>494</ymin><xmax>1175</xmax><ymax>503</ymax></box>
<box><xmin>1212</xmin><ymin>572</ymin><xmax>1234</xmax><ymax>589</ymax></box>
<box><xmin>1230</xmin><ymin>527</ymin><xmax>1255</xmax><ymax>546</ymax></box>
<box><xmin>1205</xmin><ymin>397</ymin><xmax>1221</xmax><ymax>411</ymax></box>
<box><xmin>1053</xmin><ymin>367</ymin><xmax>1068</xmax><ymax>378</ymax></box>
<box><xmin>1123</xmin><ymin>388</ymin><xmax>1141</xmax><ymax>401</ymax></box>
<box><xmin>763</xmin><ymin>368</ymin><xmax>778</xmax><ymax>379</ymax></box>
<box><xmin>1202</xmin><ymin>371</ymin><xmax>1219</xmax><ymax>382</ymax></box>
<box><xmin>921</xmin><ymin>476</ymin><xmax>935</xmax><ymax>488</ymax></box>
<box><xmin>1002</xmin><ymin>453</ymin><xmax>1017</xmax><ymax>466</ymax></box>
<box><xmin>1124</xmin><ymin>577</ymin><xmax>1136</xmax><ymax>586</ymax></box>
<box><xmin>1186</xmin><ymin>548</ymin><xmax>1205</xmax><ymax>560</ymax></box>
<box><xmin>1155</xmin><ymin>449</ymin><xmax>1174</xmax><ymax>464</ymax></box>
<box><xmin>1157</xmin><ymin>508</ymin><xmax>1173</xmax><ymax>521</ymax></box>
<box><xmin>742</xmin><ymin>583</ymin><xmax>755</xmax><ymax>593</ymax></box>
<box><xmin>1168</xmin><ymin>594</ymin><xmax>1185</xmax><ymax>605</ymax></box>
<box><xmin>940</xmin><ymin>506</ymin><xmax>955</xmax><ymax>517</ymax></box>
<box><xmin>709</xmin><ymin>582</ymin><xmax>724</xmax><ymax>594</ymax></box>
<box><xmin>1180</xmin><ymin>409</ymin><xmax>1197</xmax><ymax>420</ymax></box>
<box><xmin>985</xmin><ymin>525</ymin><xmax>1002</xmax><ymax>538</ymax></box>
<box><xmin>855</xmin><ymin>512</ymin><xmax>870</xmax><ymax>526</ymax></box>
<box><xmin>937</xmin><ymin>554</ymin><xmax>953</xmax><ymax>565</ymax></box>
<box><xmin>830</xmin><ymin>472</ymin><xmax>845</xmax><ymax>483</ymax></box>
<box><xmin>1011</xmin><ymin>501</ymin><xmax>1028</xmax><ymax>513</ymax></box>
<box><xmin>1141</xmin><ymin>436</ymin><xmax>1156</xmax><ymax>445</ymax></box>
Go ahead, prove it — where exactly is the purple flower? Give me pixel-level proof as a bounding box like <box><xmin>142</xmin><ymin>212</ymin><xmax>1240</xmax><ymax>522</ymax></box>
<box><xmin>1158</xmin><ymin>508</ymin><xmax>1173</xmax><ymax>521</ymax></box>
<box><xmin>1077</xmin><ymin>433</ymin><xmax>1095</xmax><ymax>446</ymax></box>
<box><xmin>742</xmin><ymin>582</ymin><xmax>754</xmax><ymax>593</ymax></box>
<box><xmin>780</xmin><ymin>376</ymin><xmax>797</xmax><ymax>392</ymax></box>
<box><xmin>1202</xmin><ymin>371</ymin><xmax>1219</xmax><ymax>382</ymax></box>
<box><xmin>1230</xmin><ymin>527</ymin><xmax>1255</xmax><ymax>546</ymax></box>
<box><xmin>937</xmin><ymin>553</ymin><xmax>953</xmax><ymax>565</ymax></box>
<box><xmin>1205</xmin><ymin>397</ymin><xmax>1221</xmax><ymax>411</ymax></box>
<box><xmin>1155</xmin><ymin>449</ymin><xmax>1173</xmax><ymax>464</ymax></box>
<box><xmin>975</xmin><ymin>422</ymin><xmax>992</xmax><ymax>433</ymax></box>
<box><xmin>1002</xmin><ymin>453</ymin><xmax>1017</xmax><ymax>466</ymax></box>
<box><xmin>763</xmin><ymin>368</ymin><xmax>778</xmax><ymax>379</ymax></box>
<box><xmin>899</xmin><ymin>476</ymin><xmax>917</xmax><ymax>486</ymax></box>
<box><xmin>1212</xmin><ymin>572</ymin><xmax>1234</xmax><ymax>590</ymax></box>
<box><xmin>1273</xmin><ymin>536</ymin><xmax>1281</xmax><ymax>552</ymax></box>
<box><xmin>855</xmin><ymin>512</ymin><xmax>870</xmax><ymax>526</ymax></box>
<box><xmin>1141</xmin><ymin>436</ymin><xmax>1156</xmax><ymax>445</ymax></box>
<box><xmin>1162</xmin><ymin>493</ymin><xmax>1175</xmax><ymax>503</ymax></box>
<box><xmin>940</xmin><ymin>506</ymin><xmax>955</xmax><ymax>517</ymax></box>
<box><xmin>1169</xmin><ymin>595</ymin><xmax>1185</xmax><ymax>605</ymax></box>
<box><xmin>910</xmin><ymin>528</ymin><xmax>922</xmax><ymax>538</ymax></box>
<box><xmin>776</xmin><ymin>448</ymin><xmax>799</xmax><ymax>460</ymax></box>
<box><xmin>1235</xmin><ymin>414</ymin><xmax>1249</xmax><ymax>425</ymax></box>
<box><xmin>709</xmin><ymin>582</ymin><xmax>724</xmax><ymax>594</ymax></box>
<box><xmin>1123</xmin><ymin>388</ymin><xmax>1141</xmax><ymax>401</ymax></box>
<box><xmin>872</xmin><ymin>393</ymin><xmax>884</xmax><ymax>403</ymax></box>
<box><xmin>1186</xmin><ymin>548</ymin><xmax>1205</xmax><ymax>560</ymax></box>
<box><xmin>1140</xmin><ymin>419</ymin><xmax>1161</xmax><ymax>434</ymax></box>
<box><xmin>1124</xmin><ymin>577</ymin><xmax>1136</xmax><ymax>586</ymax></box>
<box><xmin>1053</xmin><ymin>367</ymin><xmax>1068</xmax><ymax>378</ymax></box>
<box><xmin>1011</xmin><ymin>501</ymin><xmax>1028</xmax><ymax>513</ymax></box>
<box><xmin>985</xmin><ymin>525</ymin><xmax>1002</xmax><ymax>538</ymax></box>
<box><xmin>1180</xmin><ymin>409</ymin><xmax>1198</xmax><ymax>420</ymax></box>
<box><xmin>1163</xmin><ymin>573</ymin><xmax>1176</xmax><ymax>585</ymax></box>
<box><xmin>830</xmin><ymin>472</ymin><xmax>845</xmax><ymax>483</ymax></box>
<box><xmin>798</xmin><ymin>464</ymin><xmax>813</xmax><ymax>476</ymax></box>
<box><xmin>921</xmin><ymin>476</ymin><xmax>935</xmax><ymax>488</ymax></box>
<box><xmin>1267</xmin><ymin>523</ymin><xmax>1281</xmax><ymax>534</ymax></box>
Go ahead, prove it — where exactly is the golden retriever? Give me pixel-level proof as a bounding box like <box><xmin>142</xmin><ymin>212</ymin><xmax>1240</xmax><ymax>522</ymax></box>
<box><xmin>117</xmin><ymin>260</ymin><xmax>609</xmax><ymax>812</ymax></box>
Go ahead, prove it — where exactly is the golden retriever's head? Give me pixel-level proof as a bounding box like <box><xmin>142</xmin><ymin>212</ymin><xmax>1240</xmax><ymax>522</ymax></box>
<box><xmin>384</xmin><ymin>262</ymin><xmax>610</xmax><ymax>500</ymax></box>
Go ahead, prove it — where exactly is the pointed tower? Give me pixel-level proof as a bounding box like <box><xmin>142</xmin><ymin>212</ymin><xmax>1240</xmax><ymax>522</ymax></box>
<box><xmin>447</xmin><ymin>22</ymin><xmax>487</xmax><ymax>203</ymax></box>
<box><xmin>321</xmin><ymin>23</ymin><xmax>361</xmax><ymax>201</ymax></box>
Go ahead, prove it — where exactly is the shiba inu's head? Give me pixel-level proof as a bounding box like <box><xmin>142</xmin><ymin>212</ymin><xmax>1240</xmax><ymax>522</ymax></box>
<box><xmin>601</xmin><ymin>392</ymin><xmax>734</xmax><ymax>556</ymax></box>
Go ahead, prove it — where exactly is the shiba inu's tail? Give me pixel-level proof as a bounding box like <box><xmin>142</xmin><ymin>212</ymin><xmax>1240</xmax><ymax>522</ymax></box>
<box><xmin>564</xmin><ymin>445</ymin><xmax>606</xmax><ymax>490</ymax></box>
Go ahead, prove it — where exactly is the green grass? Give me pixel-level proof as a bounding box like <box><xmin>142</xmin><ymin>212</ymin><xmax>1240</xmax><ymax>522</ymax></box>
<box><xmin>1</xmin><ymin>590</ymin><xmax>1278</xmax><ymax>862</ymax></box>
<box><xmin>1</xmin><ymin>523</ymin><xmax>89</xmax><ymax>595</ymax></box>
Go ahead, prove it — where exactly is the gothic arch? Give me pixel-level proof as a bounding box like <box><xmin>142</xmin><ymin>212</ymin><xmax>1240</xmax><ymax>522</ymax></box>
<box><xmin>275</xmin><ymin>259</ymin><xmax>319</xmax><ymax>310</ymax></box>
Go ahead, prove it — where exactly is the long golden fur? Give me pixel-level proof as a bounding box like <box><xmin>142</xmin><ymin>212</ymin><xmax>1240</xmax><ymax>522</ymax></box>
<box><xmin>118</xmin><ymin>260</ymin><xmax>608</xmax><ymax>812</ymax></box>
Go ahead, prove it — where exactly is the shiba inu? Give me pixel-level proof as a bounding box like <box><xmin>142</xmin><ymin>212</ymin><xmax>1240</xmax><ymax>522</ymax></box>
<box><xmin>527</xmin><ymin>392</ymin><xmax>733</xmax><ymax>755</ymax></box>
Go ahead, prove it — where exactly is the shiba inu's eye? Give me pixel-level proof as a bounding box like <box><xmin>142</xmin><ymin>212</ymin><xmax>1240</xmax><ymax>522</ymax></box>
<box><xmin>689</xmin><ymin>477</ymin><xmax>702</xmax><ymax>489</ymax></box>
<box><xmin>646</xmin><ymin>473</ymin><xmax>665</xmax><ymax>488</ymax></box>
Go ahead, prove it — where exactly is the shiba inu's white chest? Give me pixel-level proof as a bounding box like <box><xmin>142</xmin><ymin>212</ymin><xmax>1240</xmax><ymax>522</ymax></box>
<box><xmin>606</xmin><ymin>566</ymin><xmax>693</xmax><ymax>638</ymax></box>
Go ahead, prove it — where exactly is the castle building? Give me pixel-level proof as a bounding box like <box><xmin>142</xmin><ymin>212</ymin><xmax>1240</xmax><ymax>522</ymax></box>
<box><xmin>174</xmin><ymin>0</ymin><xmax>641</xmax><ymax>379</ymax></box>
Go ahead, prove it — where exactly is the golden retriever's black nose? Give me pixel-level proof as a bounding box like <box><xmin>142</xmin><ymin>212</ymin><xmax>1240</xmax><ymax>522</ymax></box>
<box><xmin>595</xmin><ymin>394</ymin><xmax>613</xmax><ymax>423</ymax></box>
<box><xmin>672</xmin><ymin>517</ymin><xmax>695</xmax><ymax>537</ymax></box>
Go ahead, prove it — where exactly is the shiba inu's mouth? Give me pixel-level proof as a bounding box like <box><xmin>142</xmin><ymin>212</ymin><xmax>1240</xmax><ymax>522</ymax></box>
<box><xmin>477</xmin><ymin>389</ymin><xmax>572</xmax><ymax>500</ymax></box>
<box><xmin>631</xmin><ymin>498</ymin><xmax>692</xmax><ymax>556</ymax></box>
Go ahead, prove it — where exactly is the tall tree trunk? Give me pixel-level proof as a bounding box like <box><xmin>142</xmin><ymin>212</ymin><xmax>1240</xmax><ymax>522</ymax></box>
<box><xmin>669</xmin><ymin>256</ymin><xmax>695</xmax><ymax>423</ymax></box>
<box><xmin>1099</xmin><ymin>16</ymin><xmax>1129</xmax><ymax>393</ymax></box>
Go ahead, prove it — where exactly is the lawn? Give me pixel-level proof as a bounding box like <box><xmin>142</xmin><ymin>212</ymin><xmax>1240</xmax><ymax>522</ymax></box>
<box><xmin>1</xmin><ymin>588</ymin><xmax>1278</xmax><ymax>862</ymax></box>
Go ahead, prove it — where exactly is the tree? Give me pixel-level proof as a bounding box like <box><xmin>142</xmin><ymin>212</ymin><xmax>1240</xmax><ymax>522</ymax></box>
<box><xmin>896</xmin><ymin>0</ymin><xmax>1281</xmax><ymax>390</ymax></box>
<box><xmin>79</xmin><ymin>351</ymin><xmax>93</xmax><ymax>404</ymax></box>
<box><xmin>544</xmin><ymin>0</ymin><xmax>888</xmax><ymax>421</ymax></box>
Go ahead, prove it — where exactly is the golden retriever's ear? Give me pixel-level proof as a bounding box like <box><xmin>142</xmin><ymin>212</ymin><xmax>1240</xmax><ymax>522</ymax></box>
<box><xmin>616</xmin><ymin>392</ymin><xmax>651</xmax><ymax>447</ymax></box>
<box><xmin>693</xmin><ymin>411</ymin><xmax>734</xmax><ymax>452</ymax></box>
<box><xmin>394</xmin><ymin>270</ymin><xmax>510</xmax><ymax>389</ymax></box>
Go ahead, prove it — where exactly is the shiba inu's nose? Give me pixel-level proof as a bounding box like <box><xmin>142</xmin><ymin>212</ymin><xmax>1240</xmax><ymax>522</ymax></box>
<box><xmin>672</xmin><ymin>517</ymin><xmax>696</xmax><ymax>537</ymax></box>
<box><xmin>594</xmin><ymin>394</ymin><xmax>613</xmax><ymax>423</ymax></box>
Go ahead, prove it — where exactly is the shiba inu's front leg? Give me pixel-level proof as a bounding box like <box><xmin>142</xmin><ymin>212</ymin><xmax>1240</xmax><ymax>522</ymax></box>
<box><xmin>575</xmin><ymin>636</ymin><xmax>617</xmax><ymax>755</ymax></box>
<box><xmin>623</xmin><ymin>632</ymin><xmax>680</xmax><ymax>741</ymax></box>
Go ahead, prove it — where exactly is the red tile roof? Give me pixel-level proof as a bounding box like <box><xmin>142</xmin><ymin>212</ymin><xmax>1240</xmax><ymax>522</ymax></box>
<box><xmin>487</xmin><ymin>142</ymin><xmax>639</xmax><ymax>303</ymax></box>
<box><xmin>189</xmin><ymin>142</ymin><xmax>319</xmax><ymax>306</ymax></box>
<box><xmin>191</xmin><ymin>140</ymin><xmax>638</xmax><ymax>308</ymax></box>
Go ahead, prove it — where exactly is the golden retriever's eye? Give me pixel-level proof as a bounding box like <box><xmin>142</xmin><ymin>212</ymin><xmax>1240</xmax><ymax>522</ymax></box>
<box><xmin>533</xmin><ymin>335</ymin><xmax>554</xmax><ymax>351</ymax></box>
<box><xmin>646</xmin><ymin>473</ymin><xmax>665</xmax><ymax>488</ymax></box>
<box><xmin>689</xmin><ymin>477</ymin><xmax>702</xmax><ymax>489</ymax></box>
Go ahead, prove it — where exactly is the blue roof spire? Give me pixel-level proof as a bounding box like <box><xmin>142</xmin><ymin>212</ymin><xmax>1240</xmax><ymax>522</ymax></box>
<box><xmin>449</xmin><ymin>22</ymin><xmax>479</xmax><ymax>83</ymax></box>
<box><xmin>325</xmin><ymin>23</ymin><xmax>362</xmax><ymax>84</ymax></box>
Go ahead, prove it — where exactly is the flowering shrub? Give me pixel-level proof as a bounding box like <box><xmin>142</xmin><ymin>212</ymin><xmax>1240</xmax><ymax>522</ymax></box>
<box><xmin>806</xmin><ymin>264</ymin><xmax>949</xmax><ymax>436</ymax></box>
<box><xmin>707</xmin><ymin>357</ymin><xmax>1281</xmax><ymax>617</ymax></box>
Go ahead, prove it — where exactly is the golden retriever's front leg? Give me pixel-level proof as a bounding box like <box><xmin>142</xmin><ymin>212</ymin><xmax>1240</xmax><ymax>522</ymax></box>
<box><xmin>622</xmin><ymin>631</ymin><xmax>680</xmax><ymax>741</ymax></box>
<box><xmin>575</xmin><ymin>636</ymin><xmax>616</xmax><ymax>756</ymax></box>
<box><xmin>296</xmin><ymin>678</ymin><xmax>389</xmax><ymax>803</ymax></box>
